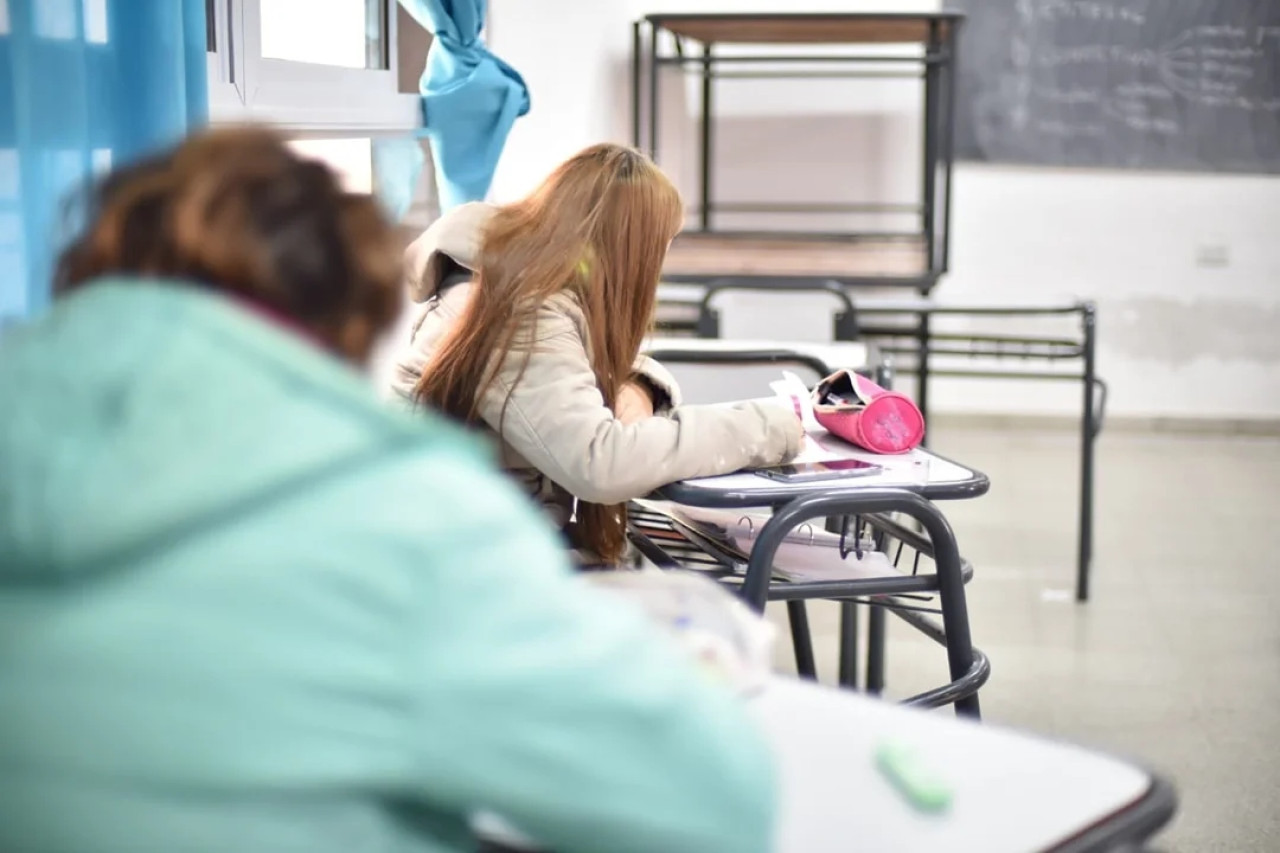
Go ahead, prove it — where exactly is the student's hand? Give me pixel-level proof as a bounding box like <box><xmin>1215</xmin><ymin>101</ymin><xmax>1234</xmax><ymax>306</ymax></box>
<box><xmin>615</xmin><ymin>380</ymin><xmax>656</xmax><ymax>424</ymax></box>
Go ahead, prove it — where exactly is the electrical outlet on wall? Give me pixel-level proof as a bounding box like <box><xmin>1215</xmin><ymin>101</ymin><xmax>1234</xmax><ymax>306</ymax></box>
<box><xmin>1196</xmin><ymin>242</ymin><xmax>1231</xmax><ymax>269</ymax></box>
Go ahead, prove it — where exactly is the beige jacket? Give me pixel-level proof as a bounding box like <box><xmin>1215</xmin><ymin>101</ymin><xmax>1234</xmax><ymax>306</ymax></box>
<box><xmin>389</xmin><ymin>202</ymin><xmax>802</xmax><ymax>533</ymax></box>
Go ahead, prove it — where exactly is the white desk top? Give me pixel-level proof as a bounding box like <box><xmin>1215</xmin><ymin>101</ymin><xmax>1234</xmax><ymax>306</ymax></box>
<box><xmin>755</xmin><ymin>678</ymin><xmax>1157</xmax><ymax>853</ymax></box>
<box><xmin>662</xmin><ymin>417</ymin><xmax>987</xmax><ymax>506</ymax></box>
<box><xmin>683</xmin><ymin>441</ymin><xmax>974</xmax><ymax>492</ymax></box>
<box><xmin>475</xmin><ymin>677</ymin><xmax>1163</xmax><ymax>853</ymax></box>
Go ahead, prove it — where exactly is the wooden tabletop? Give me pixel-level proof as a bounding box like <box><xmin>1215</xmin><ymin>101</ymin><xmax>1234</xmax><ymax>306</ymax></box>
<box><xmin>644</xmin><ymin>13</ymin><xmax>963</xmax><ymax>45</ymax></box>
<box><xmin>664</xmin><ymin>232</ymin><xmax>930</xmax><ymax>279</ymax></box>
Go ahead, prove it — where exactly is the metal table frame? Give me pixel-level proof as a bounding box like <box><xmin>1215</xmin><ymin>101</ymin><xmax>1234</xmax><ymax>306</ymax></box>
<box><xmin>631</xmin><ymin>12</ymin><xmax>964</xmax><ymax>292</ymax></box>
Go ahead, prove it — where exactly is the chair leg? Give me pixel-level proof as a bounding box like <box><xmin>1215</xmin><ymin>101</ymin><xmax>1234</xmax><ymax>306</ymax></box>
<box><xmin>838</xmin><ymin>601</ymin><xmax>859</xmax><ymax>689</ymax></box>
<box><xmin>786</xmin><ymin>601</ymin><xmax>818</xmax><ymax>679</ymax></box>
<box><xmin>934</xmin><ymin>552</ymin><xmax>981</xmax><ymax>719</ymax></box>
<box><xmin>866</xmin><ymin>605</ymin><xmax>886</xmax><ymax>695</ymax></box>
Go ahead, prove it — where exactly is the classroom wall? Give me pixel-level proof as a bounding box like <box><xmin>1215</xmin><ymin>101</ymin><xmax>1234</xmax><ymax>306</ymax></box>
<box><xmin>487</xmin><ymin>0</ymin><xmax>1280</xmax><ymax>422</ymax></box>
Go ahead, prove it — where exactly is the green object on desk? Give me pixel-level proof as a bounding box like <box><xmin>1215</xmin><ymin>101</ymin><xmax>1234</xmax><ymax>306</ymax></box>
<box><xmin>875</xmin><ymin>739</ymin><xmax>953</xmax><ymax>814</ymax></box>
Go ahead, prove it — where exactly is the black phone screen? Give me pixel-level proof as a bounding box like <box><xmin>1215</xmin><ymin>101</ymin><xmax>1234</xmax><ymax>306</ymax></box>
<box><xmin>756</xmin><ymin>458</ymin><xmax>882</xmax><ymax>483</ymax></box>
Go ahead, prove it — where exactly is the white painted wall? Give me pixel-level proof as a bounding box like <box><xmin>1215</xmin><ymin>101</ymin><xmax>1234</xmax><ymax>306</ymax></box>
<box><xmin>487</xmin><ymin>0</ymin><xmax>1280</xmax><ymax>420</ymax></box>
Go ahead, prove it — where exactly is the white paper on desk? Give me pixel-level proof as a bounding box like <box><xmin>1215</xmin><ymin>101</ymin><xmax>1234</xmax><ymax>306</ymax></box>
<box><xmin>664</xmin><ymin>504</ymin><xmax>872</xmax><ymax>553</ymax></box>
<box><xmin>770</xmin><ymin>545</ymin><xmax>901</xmax><ymax>584</ymax></box>
<box><xmin>767</xmin><ymin>371</ymin><xmax>842</xmax><ymax>464</ymax></box>
<box><xmin>655</xmin><ymin>504</ymin><xmax>907</xmax><ymax>586</ymax></box>
<box><xmin>770</xmin><ymin>371</ymin><xmax>822</xmax><ymax>432</ymax></box>
<box><xmin>767</xmin><ymin>371</ymin><xmax>858</xmax><ymax>465</ymax></box>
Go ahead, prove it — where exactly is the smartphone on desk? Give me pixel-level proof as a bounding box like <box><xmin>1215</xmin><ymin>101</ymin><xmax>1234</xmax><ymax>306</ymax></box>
<box><xmin>755</xmin><ymin>458</ymin><xmax>882</xmax><ymax>484</ymax></box>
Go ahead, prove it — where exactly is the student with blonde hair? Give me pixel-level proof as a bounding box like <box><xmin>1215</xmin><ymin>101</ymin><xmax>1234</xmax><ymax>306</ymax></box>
<box><xmin>393</xmin><ymin>144</ymin><xmax>802</xmax><ymax>564</ymax></box>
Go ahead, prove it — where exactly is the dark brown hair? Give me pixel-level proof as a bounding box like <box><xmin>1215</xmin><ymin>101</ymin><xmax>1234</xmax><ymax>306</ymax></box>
<box><xmin>55</xmin><ymin>126</ymin><xmax>401</xmax><ymax>362</ymax></box>
<box><xmin>413</xmin><ymin>143</ymin><xmax>683</xmax><ymax>563</ymax></box>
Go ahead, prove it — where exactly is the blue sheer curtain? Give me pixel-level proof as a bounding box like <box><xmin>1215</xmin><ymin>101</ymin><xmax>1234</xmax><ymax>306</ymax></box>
<box><xmin>0</xmin><ymin>0</ymin><xmax>207</xmax><ymax>324</ymax></box>
<box><xmin>397</xmin><ymin>0</ymin><xmax>529</xmax><ymax>211</ymax></box>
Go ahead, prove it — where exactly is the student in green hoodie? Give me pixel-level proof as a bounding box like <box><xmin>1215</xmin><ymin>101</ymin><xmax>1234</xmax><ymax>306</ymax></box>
<box><xmin>0</xmin><ymin>127</ymin><xmax>776</xmax><ymax>853</ymax></box>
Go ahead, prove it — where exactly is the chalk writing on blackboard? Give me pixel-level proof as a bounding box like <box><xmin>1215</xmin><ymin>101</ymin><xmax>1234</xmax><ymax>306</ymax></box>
<box><xmin>953</xmin><ymin>0</ymin><xmax>1280</xmax><ymax>172</ymax></box>
<box><xmin>1016</xmin><ymin>0</ymin><xmax>1146</xmax><ymax>26</ymax></box>
<box><xmin>980</xmin><ymin>13</ymin><xmax>1279</xmax><ymax>148</ymax></box>
<box><xmin>1155</xmin><ymin>26</ymin><xmax>1279</xmax><ymax>111</ymax></box>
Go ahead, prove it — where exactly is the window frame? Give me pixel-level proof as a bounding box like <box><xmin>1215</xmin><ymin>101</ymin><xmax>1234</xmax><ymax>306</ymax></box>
<box><xmin>206</xmin><ymin>0</ymin><xmax>247</xmax><ymax>118</ymax></box>
<box><xmin>205</xmin><ymin>0</ymin><xmax>421</xmax><ymax>132</ymax></box>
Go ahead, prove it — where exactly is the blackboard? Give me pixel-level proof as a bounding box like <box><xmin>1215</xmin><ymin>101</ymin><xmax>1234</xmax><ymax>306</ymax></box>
<box><xmin>948</xmin><ymin>0</ymin><xmax>1280</xmax><ymax>174</ymax></box>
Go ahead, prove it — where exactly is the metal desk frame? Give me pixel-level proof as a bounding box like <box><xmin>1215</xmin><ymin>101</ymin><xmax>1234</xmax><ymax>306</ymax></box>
<box><xmin>631</xmin><ymin>397</ymin><xmax>992</xmax><ymax>720</ymax></box>
<box><xmin>639</xmin><ymin>342</ymin><xmax>990</xmax><ymax>715</ymax></box>
<box><xmin>631</xmin><ymin>12</ymin><xmax>964</xmax><ymax>292</ymax></box>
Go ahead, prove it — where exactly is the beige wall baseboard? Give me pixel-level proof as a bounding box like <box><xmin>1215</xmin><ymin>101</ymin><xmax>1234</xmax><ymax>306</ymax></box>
<box><xmin>929</xmin><ymin>413</ymin><xmax>1280</xmax><ymax>438</ymax></box>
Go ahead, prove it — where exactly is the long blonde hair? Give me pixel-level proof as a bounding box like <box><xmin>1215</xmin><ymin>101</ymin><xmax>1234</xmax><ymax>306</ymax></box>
<box><xmin>414</xmin><ymin>144</ymin><xmax>683</xmax><ymax>562</ymax></box>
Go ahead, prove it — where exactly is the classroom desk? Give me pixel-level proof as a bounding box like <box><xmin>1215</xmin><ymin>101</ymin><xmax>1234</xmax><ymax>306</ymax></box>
<box><xmin>639</xmin><ymin>422</ymin><xmax>990</xmax><ymax>717</ymax></box>
<box><xmin>659</xmin><ymin>442</ymin><xmax>988</xmax><ymax>507</ymax></box>
<box><xmin>756</xmin><ymin>678</ymin><xmax>1176</xmax><ymax>853</ymax></box>
<box><xmin>477</xmin><ymin>677</ymin><xmax>1177</xmax><ymax>853</ymax></box>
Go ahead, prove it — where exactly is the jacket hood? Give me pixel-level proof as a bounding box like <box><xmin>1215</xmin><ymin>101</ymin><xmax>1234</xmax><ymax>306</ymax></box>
<box><xmin>403</xmin><ymin>202</ymin><xmax>498</xmax><ymax>303</ymax></box>
<box><xmin>0</xmin><ymin>279</ymin><xmax>429</xmax><ymax>579</ymax></box>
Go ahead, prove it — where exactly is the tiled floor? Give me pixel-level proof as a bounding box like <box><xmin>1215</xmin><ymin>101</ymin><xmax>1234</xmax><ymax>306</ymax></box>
<box><xmin>764</xmin><ymin>425</ymin><xmax>1280</xmax><ymax>852</ymax></box>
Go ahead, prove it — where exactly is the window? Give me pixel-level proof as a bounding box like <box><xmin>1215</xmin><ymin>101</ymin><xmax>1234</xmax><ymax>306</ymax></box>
<box><xmin>259</xmin><ymin>0</ymin><xmax>384</xmax><ymax>70</ymax></box>
<box><xmin>206</xmin><ymin>0</ymin><xmax>245</xmax><ymax>117</ymax></box>
<box><xmin>83</xmin><ymin>0</ymin><xmax>107</xmax><ymax>44</ymax></box>
<box><xmin>205</xmin><ymin>0</ymin><xmax>419</xmax><ymax>131</ymax></box>
<box><xmin>203</xmin><ymin>0</ymin><xmax>436</xmax><ymax>224</ymax></box>
<box><xmin>287</xmin><ymin>137</ymin><xmax>374</xmax><ymax>193</ymax></box>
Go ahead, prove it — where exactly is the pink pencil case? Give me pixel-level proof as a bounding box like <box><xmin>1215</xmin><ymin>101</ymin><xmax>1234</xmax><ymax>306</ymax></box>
<box><xmin>811</xmin><ymin>369</ymin><xmax>925</xmax><ymax>455</ymax></box>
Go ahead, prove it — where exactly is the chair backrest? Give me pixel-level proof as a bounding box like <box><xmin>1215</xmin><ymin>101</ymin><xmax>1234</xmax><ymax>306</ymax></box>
<box><xmin>701</xmin><ymin>285</ymin><xmax>859</xmax><ymax>343</ymax></box>
<box><xmin>662</xmin><ymin>361</ymin><xmax>823</xmax><ymax>406</ymax></box>
<box><xmin>643</xmin><ymin>343</ymin><xmax>836</xmax><ymax>405</ymax></box>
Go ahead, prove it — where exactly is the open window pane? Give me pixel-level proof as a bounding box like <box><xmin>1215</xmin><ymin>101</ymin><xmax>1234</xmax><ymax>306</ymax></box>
<box><xmin>288</xmin><ymin>137</ymin><xmax>373</xmax><ymax>193</ymax></box>
<box><xmin>259</xmin><ymin>0</ymin><xmax>385</xmax><ymax>70</ymax></box>
<box><xmin>209</xmin><ymin>1</ymin><xmax>417</xmax><ymax>131</ymax></box>
<box><xmin>83</xmin><ymin>0</ymin><xmax>106</xmax><ymax>44</ymax></box>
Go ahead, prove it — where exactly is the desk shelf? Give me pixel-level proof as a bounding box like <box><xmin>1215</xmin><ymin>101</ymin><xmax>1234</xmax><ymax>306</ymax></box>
<box><xmin>629</xmin><ymin>494</ymin><xmax>990</xmax><ymax>716</ymax></box>
<box><xmin>646</xmin><ymin>13</ymin><xmax>961</xmax><ymax>46</ymax></box>
<box><xmin>664</xmin><ymin>232</ymin><xmax>930</xmax><ymax>283</ymax></box>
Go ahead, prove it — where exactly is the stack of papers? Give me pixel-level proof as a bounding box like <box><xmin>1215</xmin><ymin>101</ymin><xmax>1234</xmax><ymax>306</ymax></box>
<box><xmin>639</xmin><ymin>501</ymin><xmax>904</xmax><ymax>584</ymax></box>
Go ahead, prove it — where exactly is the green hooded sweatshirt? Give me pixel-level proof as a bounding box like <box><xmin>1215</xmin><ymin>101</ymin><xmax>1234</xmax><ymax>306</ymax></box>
<box><xmin>0</xmin><ymin>280</ymin><xmax>776</xmax><ymax>853</ymax></box>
